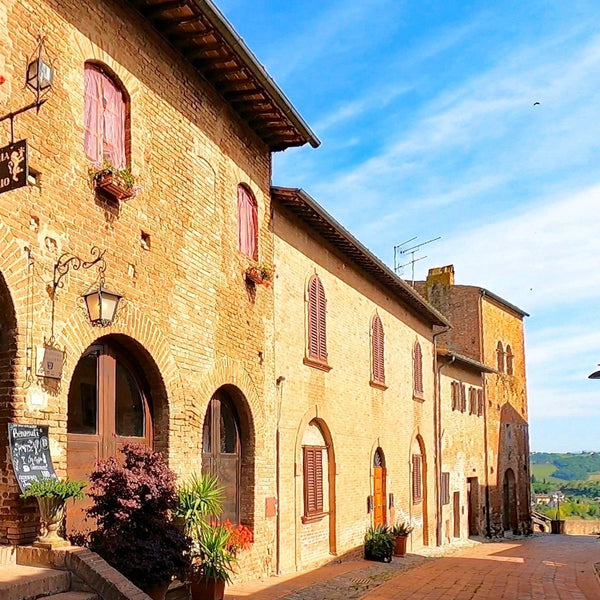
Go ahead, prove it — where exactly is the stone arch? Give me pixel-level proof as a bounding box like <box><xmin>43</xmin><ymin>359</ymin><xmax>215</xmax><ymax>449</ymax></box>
<box><xmin>196</xmin><ymin>357</ymin><xmax>266</xmax><ymax>448</ymax></box>
<box><xmin>294</xmin><ymin>407</ymin><xmax>337</xmax><ymax>565</ymax></box>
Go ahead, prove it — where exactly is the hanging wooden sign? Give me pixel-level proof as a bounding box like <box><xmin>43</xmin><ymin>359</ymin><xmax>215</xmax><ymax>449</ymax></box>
<box><xmin>0</xmin><ymin>139</ymin><xmax>28</xmax><ymax>194</ymax></box>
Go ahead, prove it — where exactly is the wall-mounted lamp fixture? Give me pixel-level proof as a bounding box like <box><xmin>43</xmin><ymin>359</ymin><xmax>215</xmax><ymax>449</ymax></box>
<box><xmin>26</xmin><ymin>37</ymin><xmax>54</xmax><ymax>106</ymax></box>
<box><xmin>52</xmin><ymin>247</ymin><xmax>122</xmax><ymax>331</ymax></box>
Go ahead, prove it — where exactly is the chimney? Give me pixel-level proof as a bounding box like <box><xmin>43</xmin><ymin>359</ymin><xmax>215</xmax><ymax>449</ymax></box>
<box><xmin>426</xmin><ymin>265</ymin><xmax>455</xmax><ymax>287</ymax></box>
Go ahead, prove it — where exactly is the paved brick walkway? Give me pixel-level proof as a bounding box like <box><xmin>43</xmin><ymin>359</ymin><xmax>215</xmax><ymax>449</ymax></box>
<box><xmin>226</xmin><ymin>535</ymin><xmax>600</xmax><ymax>600</ymax></box>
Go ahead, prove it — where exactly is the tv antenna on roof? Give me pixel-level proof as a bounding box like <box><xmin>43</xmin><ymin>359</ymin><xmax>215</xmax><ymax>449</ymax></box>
<box><xmin>393</xmin><ymin>236</ymin><xmax>441</xmax><ymax>285</ymax></box>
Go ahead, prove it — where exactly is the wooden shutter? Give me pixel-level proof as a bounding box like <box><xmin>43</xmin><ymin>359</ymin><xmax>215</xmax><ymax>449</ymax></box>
<box><xmin>460</xmin><ymin>384</ymin><xmax>466</xmax><ymax>412</ymax></box>
<box><xmin>451</xmin><ymin>381</ymin><xmax>458</xmax><ymax>410</ymax></box>
<box><xmin>413</xmin><ymin>342</ymin><xmax>423</xmax><ymax>395</ymax></box>
<box><xmin>372</xmin><ymin>315</ymin><xmax>385</xmax><ymax>384</ymax></box>
<box><xmin>307</xmin><ymin>275</ymin><xmax>327</xmax><ymax>363</ymax></box>
<box><xmin>477</xmin><ymin>389</ymin><xmax>484</xmax><ymax>416</ymax></box>
<box><xmin>469</xmin><ymin>387</ymin><xmax>475</xmax><ymax>414</ymax></box>
<box><xmin>412</xmin><ymin>454</ymin><xmax>423</xmax><ymax>502</ymax></box>
<box><xmin>303</xmin><ymin>446</ymin><xmax>323</xmax><ymax>517</ymax></box>
<box><xmin>317</xmin><ymin>279</ymin><xmax>327</xmax><ymax>361</ymax></box>
<box><xmin>441</xmin><ymin>472</ymin><xmax>450</xmax><ymax>505</ymax></box>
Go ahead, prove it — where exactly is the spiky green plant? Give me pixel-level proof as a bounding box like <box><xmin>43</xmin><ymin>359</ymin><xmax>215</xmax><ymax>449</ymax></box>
<box><xmin>175</xmin><ymin>473</ymin><xmax>225</xmax><ymax>535</ymax></box>
<box><xmin>193</xmin><ymin>524</ymin><xmax>236</xmax><ymax>583</ymax></box>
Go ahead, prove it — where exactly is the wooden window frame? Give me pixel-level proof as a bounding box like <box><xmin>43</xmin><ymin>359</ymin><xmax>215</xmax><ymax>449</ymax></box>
<box><xmin>370</xmin><ymin>314</ymin><xmax>387</xmax><ymax>389</ymax></box>
<box><xmin>302</xmin><ymin>445</ymin><xmax>326</xmax><ymax>523</ymax></box>
<box><xmin>412</xmin><ymin>454</ymin><xmax>423</xmax><ymax>503</ymax></box>
<box><xmin>304</xmin><ymin>275</ymin><xmax>331</xmax><ymax>371</ymax></box>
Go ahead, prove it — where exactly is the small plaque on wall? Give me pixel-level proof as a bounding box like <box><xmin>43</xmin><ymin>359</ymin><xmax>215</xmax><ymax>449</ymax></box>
<box><xmin>36</xmin><ymin>345</ymin><xmax>64</xmax><ymax>379</ymax></box>
<box><xmin>265</xmin><ymin>497</ymin><xmax>277</xmax><ymax>518</ymax></box>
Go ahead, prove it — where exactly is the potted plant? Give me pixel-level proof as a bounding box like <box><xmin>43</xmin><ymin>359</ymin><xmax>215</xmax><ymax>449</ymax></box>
<box><xmin>390</xmin><ymin>521</ymin><xmax>413</xmax><ymax>557</ymax></box>
<box><xmin>190</xmin><ymin>524</ymin><xmax>236</xmax><ymax>600</ymax></box>
<box><xmin>550</xmin><ymin>493</ymin><xmax>565</xmax><ymax>534</ymax></box>
<box><xmin>364</xmin><ymin>525</ymin><xmax>395</xmax><ymax>563</ymax></box>
<box><xmin>21</xmin><ymin>476</ymin><xmax>85</xmax><ymax>548</ymax></box>
<box><xmin>89</xmin><ymin>159</ymin><xmax>138</xmax><ymax>200</ymax></box>
<box><xmin>245</xmin><ymin>264</ymin><xmax>274</xmax><ymax>286</ymax></box>
<box><xmin>175</xmin><ymin>473</ymin><xmax>225</xmax><ymax>536</ymax></box>
<box><xmin>80</xmin><ymin>444</ymin><xmax>190</xmax><ymax>600</ymax></box>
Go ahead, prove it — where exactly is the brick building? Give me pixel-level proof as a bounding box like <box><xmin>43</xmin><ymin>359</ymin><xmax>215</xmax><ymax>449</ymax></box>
<box><xmin>418</xmin><ymin>265</ymin><xmax>531</xmax><ymax>536</ymax></box>
<box><xmin>272</xmin><ymin>188</ymin><xmax>450</xmax><ymax>569</ymax></box>
<box><xmin>0</xmin><ymin>0</ymin><xmax>317</xmax><ymax>580</ymax></box>
<box><xmin>0</xmin><ymin>0</ymin><xmax>531</xmax><ymax>586</ymax></box>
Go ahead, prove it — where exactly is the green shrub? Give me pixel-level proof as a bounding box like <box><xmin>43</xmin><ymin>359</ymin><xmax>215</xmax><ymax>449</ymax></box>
<box><xmin>364</xmin><ymin>525</ymin><xmax>394</xmax><ymax>562</ymax></box>
<box><xmin>20</xmin><ymin>476</ymin><xmax>85</xmax><ymax>501</ymax></box>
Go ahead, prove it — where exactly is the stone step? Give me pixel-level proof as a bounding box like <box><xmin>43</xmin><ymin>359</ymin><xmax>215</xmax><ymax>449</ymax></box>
<box><xmin>43</xmin><ymin>592</ymin><xmax>98</xmax><ymax>600</ymax></box>
<box><xmin>0</xmin><ymin>545</ymin><xmax>17</xmax><ymax>566</ymax></box>
<box><xmin>0</xmin><ymin>564</ymin><xmax>70</xmax><ymax>600</ymax></box>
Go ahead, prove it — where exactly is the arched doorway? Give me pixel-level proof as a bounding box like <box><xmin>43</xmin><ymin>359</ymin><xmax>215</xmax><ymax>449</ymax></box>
<box><xmin>202</xmin><ymin>388</ymin><xmax>242</xmax><ymax>523</ymax></box>
<box><xmin>201</xmin><ymin>385</ymin><xmax>255</xmax><ymax>526</ymax></box>
<box><xmin>411</xmin><ymin>435</ymin><xmax>429</xmax><ymax>546</ymax></box>
<box><xmin>66</xmin><ymin>338</ymin><xmax>155</xmax><ymax>531</ymax></box>
<box><xmin>373</xmin><ymin>448</ymin><xmax>386</xmax><ymax>527</ymax></box>
<box><xmin>503</xmin><ymin>468</ymin><xmax>517</xmax><ymax>532</ymax></box>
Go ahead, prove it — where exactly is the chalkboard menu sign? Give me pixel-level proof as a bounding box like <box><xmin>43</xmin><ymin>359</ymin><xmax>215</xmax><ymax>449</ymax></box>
<box><xmin>8</xmin><ymin>424</ymin><xmax>56</xmax><ymax>492</ymax></box>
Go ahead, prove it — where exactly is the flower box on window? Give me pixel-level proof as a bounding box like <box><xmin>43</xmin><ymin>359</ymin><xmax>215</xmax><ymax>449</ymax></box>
<box><xmin>90</xmin><ymin>163</ymin><xmax>137</xmax><ymax>201</ymax></box>
<box><xmin>245</xmin><ymin>265</ymin><xmax>273</xmax><ymax>286</ymax></box>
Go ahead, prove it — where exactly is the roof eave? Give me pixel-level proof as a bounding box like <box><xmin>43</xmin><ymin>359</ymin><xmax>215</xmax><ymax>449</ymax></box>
<box><xmin>273</xmin><ymin>186</ymin><xmax>450</xmax><ymax>328</ymax></box>
<box><xmin>190</xmin><ymin>0</ymin><xmax>320</xmax><ymax>149</ymax></box>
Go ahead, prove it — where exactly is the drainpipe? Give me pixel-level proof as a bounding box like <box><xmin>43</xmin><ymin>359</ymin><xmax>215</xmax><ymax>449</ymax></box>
<box><xmin>275</xmin><ymin>375</ymin><xmax>285</xmax><ymax>575</ymax></box>
<box><xmin>432</xmin><ymin>326</ymin><xmax>451</xmax><ymax>547</ymax></box>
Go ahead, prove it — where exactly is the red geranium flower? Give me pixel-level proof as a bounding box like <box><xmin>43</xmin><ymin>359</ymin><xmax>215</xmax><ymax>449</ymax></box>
<box><xmin>0</xmin><ymin>76</ymin><xmax>5</xmax><ymax>85</ymax></box>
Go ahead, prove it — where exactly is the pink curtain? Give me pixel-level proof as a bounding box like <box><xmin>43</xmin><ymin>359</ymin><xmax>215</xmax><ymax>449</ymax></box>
<box><xmin>84</xmin><ymin>65</ymin><xmax>126</xmax><ymax>169</ymax></box>
<box><xmin>83</xmin><ymin>66</ymin><xmax>103</xmax><ymax>163</ymax></box>
<box><xmin>238</xmin><ymin>185</ymin><xmax>258</xmax><ymax>258</ymax></box>
<box><xmin>103</xmin><ymin>75</ymin><xmax>126</xmax><ymax>169</ymax></box>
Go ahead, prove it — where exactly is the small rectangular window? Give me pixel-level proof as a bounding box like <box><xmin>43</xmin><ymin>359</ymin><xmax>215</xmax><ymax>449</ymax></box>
<box><xmin>441</xmin><ymin>472</ymin><xmax>450</xmax><ymax>505</ymax></box>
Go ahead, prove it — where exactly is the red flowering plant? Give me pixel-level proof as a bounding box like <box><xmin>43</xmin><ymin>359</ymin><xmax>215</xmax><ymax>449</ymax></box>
<box><xmin>222</xmin><ymin>519</ymin><xmax>253</xmax><ymax>554</ymax></box>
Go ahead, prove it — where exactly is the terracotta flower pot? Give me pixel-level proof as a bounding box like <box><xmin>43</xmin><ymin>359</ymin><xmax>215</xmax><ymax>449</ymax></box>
<box><xmin>393</xmin><ymin>534</ymin><xmax>408</xmax><ymax>557</ymax></box>
<box><xmin>143</xmin><ymin>581</ymin><xmax>170</xmax><ymax>600</ymax></box>
<box><xmin>34</xmin><ymin>497</ymin><xmax>68</xmax><ymax>548</ymax></box>
<box><xmin>190</xmin><ymin>577</ymin><xmax>226</xmax><ymax>600</ymax></box>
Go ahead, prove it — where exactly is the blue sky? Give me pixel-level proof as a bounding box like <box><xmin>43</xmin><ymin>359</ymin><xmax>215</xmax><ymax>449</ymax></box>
<box><xmin>220</xmin><ymin>0</ymin><xmax>600</xmax><ymax>452</ymax></box>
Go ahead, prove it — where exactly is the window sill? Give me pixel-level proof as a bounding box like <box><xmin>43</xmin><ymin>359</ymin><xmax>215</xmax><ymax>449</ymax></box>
<box><xmin>413</xmin><ymin>392</ymin><xmax>425</xmax><ymax>402</ymax></box>
<box><xmin>303</xmin><ymin>356</ymin><xmax>332</xmax><ymax>372</ymax></box>
<box><xmin>302</xmin><ymin>511</ymin><xmax>328</xmax><ymax>524</ymax></box>
<box><xmin>370</xmin><ymin>380</ymin><xmax>388</xmax><ymax>391</ymax></box>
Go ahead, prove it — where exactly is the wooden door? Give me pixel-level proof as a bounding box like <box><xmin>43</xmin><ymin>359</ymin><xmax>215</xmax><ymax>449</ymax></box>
<box><xmin>67</xmin><ymin>343</ymin><xmax>152</xmax><ymax>532</ymax></box>
<box><xmin>467</xmin><ymin>477</ymin><xmax>478</xmax><ymax>536</ymax></box>
<box><xmin>453</xmin><ymin>491</ymin><xmax>460</xmax><ymax>538</ymax></box>
<box><xmin>373</xmin><ymin>448</ymin><xmax>386</xmax><ymax>527</ymax></box>
<box><xmin>202</xmin><ymin>391</ymin><xmax>241</xmax><ymax>523</ymax></box>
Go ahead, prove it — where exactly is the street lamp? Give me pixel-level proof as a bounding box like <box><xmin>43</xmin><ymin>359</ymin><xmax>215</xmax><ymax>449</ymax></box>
<box><xmin>82</xmin><ymin>285</ymin><xmax>122</xmax><ymax>328</ymax></box>
<box><xmin>52</xmin><ymin>247</ymin><xmax>122</xmax><ymax>332</ymax></box>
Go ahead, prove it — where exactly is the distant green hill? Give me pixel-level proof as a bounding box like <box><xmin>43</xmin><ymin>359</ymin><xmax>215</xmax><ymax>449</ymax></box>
<box><xmin>530</xmin><ymin>452</ymin><xmax>600</xmax><ymax>482</ymax></box>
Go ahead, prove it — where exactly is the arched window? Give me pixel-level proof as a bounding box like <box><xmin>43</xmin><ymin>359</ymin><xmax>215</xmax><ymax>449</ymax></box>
<box><xmin>413</xmin><ymin>341</ymin><xmax>423</xmax><ymax>397</ymax></box>
<box><xmin>496</xmin><ymin>341</ymin><xmax>505</xmax><ymax>373</ymax></box>
<box><xmin>506</xmin><ymin>345</ymin><xmax>514</xmax><ymax>375</ymax></box>
<box><xmin>371</xmin><ymin>314</ymin><xmax>385</xmax><ymax>385</ymax></box>
<box><xmin>306</xmin><ymin>275</ymin><xmax>328</xmax><ymax>366</ymax></box>
<box><xmin>84</xmin><ymin>63</ymin><xmax>128</xmax><ymax>168</ymax></box>
<box><xmin>237</xmin><ymin>184</ymin><xmax>258</xmax><ymax>259</ymax></box>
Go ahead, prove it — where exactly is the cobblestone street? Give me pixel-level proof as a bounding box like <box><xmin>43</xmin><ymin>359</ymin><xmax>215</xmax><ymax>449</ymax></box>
<box><xmin>226</xmin><ymin>535</ymin><xmax>600</xmax><ymax>600</ymax></box>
